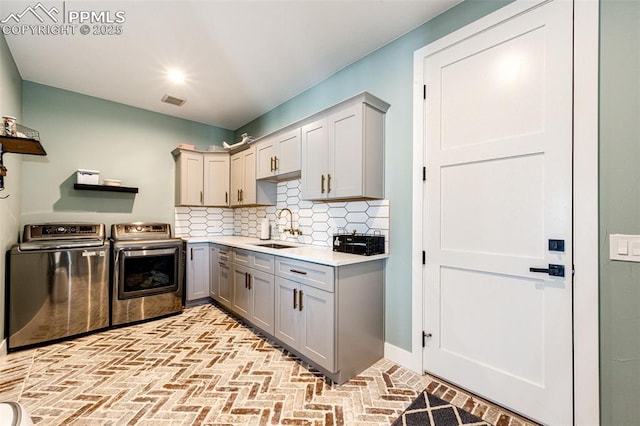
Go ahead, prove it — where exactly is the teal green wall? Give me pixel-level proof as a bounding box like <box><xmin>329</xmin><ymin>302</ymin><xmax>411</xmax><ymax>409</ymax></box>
<box><xmin>235</xmin><ymin>0</ymin><xmax>513</xmax><ymax>351</ymax></box>
<box><xmin>21</xmin><ymin>82</ymin><xmax>233</xmax><ymax>227</ymax></box>
<box><xmin>599</xmin><ymin>0</ymin><xmax>640</xmax><ymax>424</ymax></box>
<box><xmin>0</xmin><ymin>34</ymin><xmax>23</xmax><ymax>341</ymax></box>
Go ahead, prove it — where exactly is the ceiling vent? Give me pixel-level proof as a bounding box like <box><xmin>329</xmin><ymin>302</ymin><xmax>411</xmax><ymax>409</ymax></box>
<box><xmin>161</xmin><ymin>94</ymin><xmax>186</xmax><ymax>107</ymax></box>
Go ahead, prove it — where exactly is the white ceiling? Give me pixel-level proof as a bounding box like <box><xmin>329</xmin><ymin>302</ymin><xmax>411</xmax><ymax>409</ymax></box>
<box><xmin>2</xmin><ymin>0</ymin><xmax>461</xmax><ymax>130</ymax></box>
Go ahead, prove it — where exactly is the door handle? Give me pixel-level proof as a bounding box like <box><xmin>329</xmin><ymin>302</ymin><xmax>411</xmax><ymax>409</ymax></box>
<box><xmin>274</xmin><ymin>156</ymin><xmax>278</xmax><ymax>171</ymax></box>
<box><xmin>270</xmin><ymin>156</ymin><xmax>274</xmax><ymax>172</ymax></box>
<box><xmin>293</xmin><ymin>288</ymin><xmax>298</xmax><ymax>310</ymax></box>
<box><xmin>248</xmin><ymin>273</ymin><xmax>251</xmax><ymax>290</ymax></box>
<box><xmin>298</xmin><ymin>290</ymin><xmax>303</xmax><ymax>312</ymax></box>
<box><xmin>327</xmin><ymin>174</ymin><xmax>331</xmax><ymax>193</ymax></box>
<box><xmin>529</xmin><ymin>264</ymin><xmax>565</xmax><ymax>277</ymax></box>
<box><xmin>245</xmin><ymin>272</ymin><xmax>248</xmax><ymax>288</ymax></box>
<box><xmin>225</xmin><ymin>191</ymin><xmax>228</xmax><ymax>204</ymax></box>
<box><xmin>190</xmin><ymin>247</ymin><xmax>193</xmax><ymax>260</ymax></box>
<box><xmin>321</xmin><ymin>175</ymin><xmax>325</xmax><ymax>193</ymax></box>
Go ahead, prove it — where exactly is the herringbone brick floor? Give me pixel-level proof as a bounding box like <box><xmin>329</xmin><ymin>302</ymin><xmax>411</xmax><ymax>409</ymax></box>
<box><xmin>0</xmin><ymin>304</ymin><xmax>530</xmax><ymax>425</ymax></box>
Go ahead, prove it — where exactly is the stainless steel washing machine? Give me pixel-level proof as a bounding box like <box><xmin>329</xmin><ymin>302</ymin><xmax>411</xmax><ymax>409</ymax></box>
<box><xmin>6</xmin><ymin>223</ymin><xmax>109</xmax><ymax>351</ymax></box>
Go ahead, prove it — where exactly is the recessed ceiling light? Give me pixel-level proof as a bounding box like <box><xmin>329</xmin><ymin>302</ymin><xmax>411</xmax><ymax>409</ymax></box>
<box><xmin>167</xmin><ymin>69</ymin><xmax>185</xmax><ymax>84</ymax></box>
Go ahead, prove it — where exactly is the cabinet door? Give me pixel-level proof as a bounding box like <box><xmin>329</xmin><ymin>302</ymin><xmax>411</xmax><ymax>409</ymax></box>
<box><xmin>250</xmin><ymin>269</ymin><xmax>275</xmax><ymax>335</ymax></box>
<box><xmin>186</xmin><ymin>243</ymin><xmax>209</xmax><ymax>301</ymax></box>
<box><xmin>203</xmin><ymin>154</ymin><xmax>230</xmax><ymax>206</ymax></box>
<box><xmin>242</xmin><ymin>147</ymin><xmax>257</xmax><ymax>205</ymax></box>
<box><xmin>230</xmin><ymin>152</ymin><xmax>244</xmax><ymax>206</ymax></box>
<box><xmin>299</xmin><ymin>284</ymin><xmax>335</xmax><ymax>371</ymax></box>
<box><xmin>329</xmin><ymin>104</ymin><xmax>363</xmax><ymax>199</ymax></box>
<box><xmin>301</xmin><ymin>118</ymin><xmax>328</xmax><ymax>200</ymax></box>
<box><xmin>209</xmin><ymin>245</ymin><xmax>218</xmax><ymax>298</ymax></box>
<box><xmin>274</xmin><ymin>277</ymin><xmax>300</xmax><ymax>349</ymax></box>
<box><xmin>218</xmin><ymin>260</ymin><xmax>233</xmax><ymax>308</ymax></box>
<box><xmin>176</xmin><ymin>151</ymin><xmax>204</xmax><ymax>206</ymax></box>
<box><xmin>256</xmin><ymin>138</ymin><xmax>276</xmax><ymax>180</ymax></box>
<box><xmin>275</xmin><ymin>128</ymin><xmax>301</xmax><ymax>176</ymax></box>
<box><xmin>232</xmin><ymin>264</ymin><xmax>252</xmax><ymax>319</ymax></box>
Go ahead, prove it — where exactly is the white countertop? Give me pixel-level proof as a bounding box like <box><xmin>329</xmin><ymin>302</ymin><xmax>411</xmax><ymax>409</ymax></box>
<box><xmin>183</xmin><ymin>236</ymin><xmax>388</xmax><ymax>267</ymax></box>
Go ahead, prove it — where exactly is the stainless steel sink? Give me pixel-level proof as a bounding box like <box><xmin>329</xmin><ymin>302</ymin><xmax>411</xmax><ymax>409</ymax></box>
<box><xmin>254</xmin><ymin>242</ymin><xmax>296</xmax><ymax>249</ymax></box>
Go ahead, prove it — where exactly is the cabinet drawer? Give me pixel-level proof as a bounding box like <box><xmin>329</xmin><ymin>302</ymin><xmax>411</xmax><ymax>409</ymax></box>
<box><xmin>216</xmin><ymin>245</ymin><xmax>232</xmax><ymax>262</ymax></box>
<box><xmin>275</xmin><ymin>257</ymin><xmax>334</xmax><ymax>292</ymax></box>
<box><xmin>235</xmin><ymin>248</ymin><xmax>275</xmax><ymax>274</ymax></box>
<box><xmin>233</xmin><ymin>248</ymin><xmax>251</xmax><ymax>266</ymax></box>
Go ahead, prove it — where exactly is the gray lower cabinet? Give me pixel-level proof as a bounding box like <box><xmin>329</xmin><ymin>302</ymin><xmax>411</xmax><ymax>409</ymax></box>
<box><xmin>275</xmin><ymin>276</ymin><xmax>335</xmax><ymax>372</ymax></box>
<box><xmin>209</xmin><ymin>245</ymin><xmax>218</xmax><ymax>298</ymax></box>
<box><xmin>211</xmin><ymin>244</ymin><xmax>233</xmax><ymax>308</ymax></box>
<box><xmin>274</xmin><ymin>256</ymin><xmax>384</xmax><ymax>384</ymax></box>
<box><xmin>207</xmin><ymin>242</ymin><xmax>383</xmax><ymax>384</ymax></box>
<box><xmin>221</xmin><ymin>248</ymin><xmax>276</xmax><ymax>335</ymax></box>
<box><xmin>186</xmin><ymin>243</ymin><xmax>209</xmax><ymax>302</ymax></box>
<box><xmin>248</xmin><ymin>268</ymin><xmax>275</xmax><ymax>334</ymax></box>
<box><xmin>232</xmin><ymin>264</ymin><xmax>252</xmax><ymax>318</ymax></box>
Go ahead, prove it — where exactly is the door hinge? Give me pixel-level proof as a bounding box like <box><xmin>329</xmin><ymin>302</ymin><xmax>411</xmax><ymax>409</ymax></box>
<box><xmin>422</xmin><ymin>251</ymin><xmax>426</xmax><ymax>265</ymax></box>
<box><xmin>422</xmin><ymin>331</ymin><xmax>432</xmax><ymax>347</ymax></box>
<box><xmin>422</xmin><ymin>166</ymin><xmax>426</xmax><ymax>181</ymax></box>
<box><xmin>423</xmin><ymin>85</ymin><xmax>427</xmax><ymax>100</ymax></box>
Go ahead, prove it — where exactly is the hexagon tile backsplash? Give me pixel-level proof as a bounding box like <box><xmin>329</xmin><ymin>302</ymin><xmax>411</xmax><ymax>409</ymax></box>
<box><xmin>175</xmin><ymin>179</ymin><xmax>390</xmax><ymax>252</ymax></box>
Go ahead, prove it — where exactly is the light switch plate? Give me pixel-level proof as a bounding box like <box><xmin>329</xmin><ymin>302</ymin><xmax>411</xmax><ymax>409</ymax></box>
<box><xmin>610</xmin><ymin>234</ymin><xmax>640</xmax><ymax>262</ymax></box>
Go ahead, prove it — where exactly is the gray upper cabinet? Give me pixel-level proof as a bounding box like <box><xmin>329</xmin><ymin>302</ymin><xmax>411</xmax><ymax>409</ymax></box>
<box><xmin>175</xmin><ymin>150</ymin><xmax>204</xmax><ymax>206</ymax></box>
<box><xmin>174</xmin><ymin>149</ymin><xmax>229</xmax><ymax>207</ymax></box>
<box><xmin>300</xmin><ymin>93</ymin><xmax>389</xmax><ymax>201</ymax></box>
<box><xmin>256</xmin><ymin>128</ymin><xmax>302</xmax><ymax>182</ymax></box>
<box><xmin>230</xmin><ymin>146</ymin><xmax>276</xmax><ymax>207</ymax></box>
<box><xmin>203</xmin><ymin>153</ymin><xmax>230</xmax><ymax>206</ymax></box>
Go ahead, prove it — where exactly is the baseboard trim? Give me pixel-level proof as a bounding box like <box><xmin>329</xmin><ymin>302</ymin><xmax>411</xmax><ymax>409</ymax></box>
<box><xmin>384</xmin><ymin>342</ymin><xmax>419</xmax><ymax>373</ymax></box>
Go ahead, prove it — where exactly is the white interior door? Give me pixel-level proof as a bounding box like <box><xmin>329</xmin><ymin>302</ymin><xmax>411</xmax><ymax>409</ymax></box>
<box><xmin>421</xmin><ymin>1</ymin><xmax>573</xmax><ymax>424</ymax></box>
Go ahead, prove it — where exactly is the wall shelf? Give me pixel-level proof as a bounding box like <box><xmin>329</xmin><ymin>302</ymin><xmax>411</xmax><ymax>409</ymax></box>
<box><xmin>1</xmin><ymin>126</ymin><xmax>47</xmax><ymax>196</ymax></box>
<box><xmin>0</xmin><ymin>135</ymin><xmax>46</xmax><ymax>156</ymax></box>
<box><xmin>74</xmin><ymin>183</ymin><xmax>138</xmax><ymax>194</ymax></box>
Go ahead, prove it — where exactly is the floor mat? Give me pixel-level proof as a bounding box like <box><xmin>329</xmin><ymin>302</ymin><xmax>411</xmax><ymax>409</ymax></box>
<box><xmin>392</xmin><ymin>390</ymin><xmax>489</xmax><ymax>426</ymax></box>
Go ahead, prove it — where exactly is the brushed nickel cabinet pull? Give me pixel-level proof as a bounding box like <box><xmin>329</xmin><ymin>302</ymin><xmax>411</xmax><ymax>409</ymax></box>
<box><xmin>293</xmin><ymin>288</ymin><xmax>298</xmax><ymax>310</ymax></box>
<box><xmin>200</xmin><ymin>191</ymin><xmax>203</xmax><ymax>203</ymax></box>
<box><xmin>321</xmin><ymin>175</ymin><xmax>325</xmax><ymax>193</ymax></box>
<box><xmin>270</xmin><ymin>156</ymin><xmax>274</xmax><ymax>172</ymax></box>
<box><xmin>290</xmin><ymin>269</ymin><xmax>307</xmax><ymax>275</ymax></box>
<box><xmin>275</xmin><ymin>156</ymin><xmax>279</xmax><ymax>171</ymax></box>
<box><xmin>327</xmin><ymin>174</ymin><xmax>331</xmax><ymax>193</ymax></box>
<box><xmin>299</xmin><ymin>290</ymin><xmax>303</xmax><ymax>312</ymax></box>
